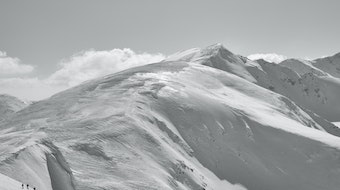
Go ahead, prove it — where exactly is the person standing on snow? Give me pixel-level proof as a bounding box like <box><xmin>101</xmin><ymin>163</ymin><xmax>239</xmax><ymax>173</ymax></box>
<box><xmin>22</xmin><ymin>184</ymin><xmax>24</xmax><ymax>189</ymax></box>
<box><xmin>26</xmin><ymin>184</ymin><xmax>29</xmax><ymax>189</ymax></box>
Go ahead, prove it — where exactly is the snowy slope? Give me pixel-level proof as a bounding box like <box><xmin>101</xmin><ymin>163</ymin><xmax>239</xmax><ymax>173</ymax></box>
<box><xmin>0</xmin><ymin>172</ymin><xmax>40</xmax><ymax>190</ymax></box>
<box><xmin>277</xmin><ymin>55</ymin><xmax>340</xmax><ymax>121</ymax></box>
<box><xmin>0</xmin><ymin>173</ymin><xmax>21</xmax><ymax>190</ymax></box>
<box><xmin>249</xmin><ymin>59</ymin><xmax>340</xmax><ymax>122</ymax></box>
<box><xmin>279</xmin><ymin>59</ymin><xmax>327</xmax><ymax>77</ymax></box>
<box><xmin>313</xmin><ymin>52</ymin><xmax>340</xmax><ymax>78</ymax></box>
<box><xmin>0</xmin><ymin>94</ymin><xmax>28</xmax><ymax>120</ymax></box>
<box><xmin>167</xmin><ymin>45</ymin><xmax>340</xmax><ymax>122</ymax></box>
<box><xmin>0</xmin><ymin>173</ymin><xmax>26</xmax><ymax>190</ymax></box>
<box><xmin>1</xmin><ymin>59</ymin><xmax>340</xmax><ymax>190</ymax></box>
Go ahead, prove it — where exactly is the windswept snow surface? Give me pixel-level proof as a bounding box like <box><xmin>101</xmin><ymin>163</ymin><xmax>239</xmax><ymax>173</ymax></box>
<box><xmin>1</xmin><ymin>44</ymin><xmax>340</xmax><ymax>190</ymax></box>
<box><xmin>0</xmin><ymin>94</ymin><xmax>28</xmax><ymax>121</ymax></box>
<box><xmin>0</xmin><ymin>173</ymin><xmax>22</xmax><ymax>190</ymax></box>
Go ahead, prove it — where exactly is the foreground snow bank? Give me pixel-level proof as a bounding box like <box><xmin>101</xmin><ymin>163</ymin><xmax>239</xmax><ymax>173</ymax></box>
<box><xmin>0</xmin><ymin>173</ymin><xmax>21</xmax><ymax>190</ymax></box>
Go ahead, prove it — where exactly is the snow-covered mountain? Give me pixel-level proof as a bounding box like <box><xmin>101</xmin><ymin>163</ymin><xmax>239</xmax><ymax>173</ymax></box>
<box><xmin>1</xmin><ymin>44</ymin><xmax>340</xmax><ymax>190</ymax></box>
<box><xmin>276</xmin><ymin>58</ymin><xmax>340</xmax><ymax>121</ymax></box>
<box><xmin>313</xmin><ymin>53</ymin><xmax>340</xmax><ymax>78</ymax></box>
<box><xmin>167</xmin><ymin>44</ymin><xmax>340</xmax><ymax>122</ymax></box>
<box><xmin>0</xmin><ymin>94</ymin><xmax>28</xmax><ymax>121</ymax></box>
<box><xmin>279</xmin><ymin>53</ymin><xmax>340</xmax><ymax>79</ymax></box>
<box><xmin>279</xmin><ymin>59</ymin><xmax>327</xmax><ymax>77</ymax></box>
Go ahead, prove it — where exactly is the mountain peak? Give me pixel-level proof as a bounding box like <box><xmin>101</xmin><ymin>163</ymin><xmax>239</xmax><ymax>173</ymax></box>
<box><xmin>255</xmin><ymin>58</ymin><xmax>271</xmax><ymax>64</ymax></box>
<box><xmin>165</xmin><ymin>43</ymin><xmax>232</xmax><ymax>63</ymax></box>
<box><xmin>200</xmin><ymin>43</ymin><xmax>233</xmax><ymax>56</ymax></box>
<box><xmin>205</xmin><ymin>43</ymin><xmax>224</xmax><ymax>50</ymax></box>
<box><xmin>164</xmin><ymin>43</ymin><xmax>256</xmax><ymax>83</ymax></box>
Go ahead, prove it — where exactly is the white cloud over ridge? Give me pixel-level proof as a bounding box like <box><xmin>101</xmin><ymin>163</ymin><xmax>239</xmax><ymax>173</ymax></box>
<box><xmin>0</xmin><ymin>77</ymin><xmax>64</xmax><ymax>101</ymax></box>
<box><xmin>0</xmin><ymin>51</ymin><xmax>34</xmax><ymax>75</ymax></box>
<box><xmin>247</xmin><ymin>53</ymin><xmax>287</xmax><ymax>63</ymax></box>
<box><xmin>47</xmin><ymin>48</ymin><xmax>165</xmax><ymax>87</ymax></box>
<box><xmin>0</xmin><ymin>48</ymin><xmax>165</xmax><ymax>100</ymax></box>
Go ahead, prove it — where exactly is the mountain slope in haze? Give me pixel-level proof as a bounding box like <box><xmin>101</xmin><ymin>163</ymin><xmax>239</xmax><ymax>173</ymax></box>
<box><xmin>279</xmin><ymin>59</ymin><xmax>327</xmax><ymax>77</ymax></box>
<box><xmin>0</xmin><ymin>94</ymin><xmax>28</xmax><ymax>120</ymax></box>
<box><xmin>279</xmin><ymin>53</ymin><xmax>340</xmax><ymax>79</ymax></box>
<box><xmin>313</xmin><ymin>53</ymin><xmax>340</xmax><ymax>78</ymax></box>
<box><xmin>1</xmin><ymin>44</ymin><xmax>340</xmax><ymax>190</ymax></box>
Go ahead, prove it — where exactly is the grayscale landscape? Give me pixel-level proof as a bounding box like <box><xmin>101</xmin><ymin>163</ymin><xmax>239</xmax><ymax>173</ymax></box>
<box><xmin>1</xmin><ymin>1</ymin><xmax>339</xmax><ymax>190</ymax></box>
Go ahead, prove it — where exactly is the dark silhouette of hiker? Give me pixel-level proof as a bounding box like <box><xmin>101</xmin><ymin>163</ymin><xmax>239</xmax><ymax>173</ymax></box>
<box><xmin>26</xmin><ymin>184</ymin><xmax>29</xmax><ymax>189</ymax></box>
<box><xmin>33</xmin><ymin>188</ymin><xmax>36</xmax><ymax>190</ymax></box>
<box><xmin>22</xmin><ymin>184</ymin><xmax>24</xmax><ymax>189</ymax></box>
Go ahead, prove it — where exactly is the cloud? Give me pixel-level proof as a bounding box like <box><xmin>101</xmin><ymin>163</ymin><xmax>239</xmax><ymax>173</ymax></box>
<box><xmin>47</xmin><ymin>48</ymin><xmax>165</xmax><ymax>87</ymax></box>
<box><xmin>247</xmin><ymin>53</ymin><xmax>287</xmax><ymax>63</ymax></box>
<box><xmin>0</xmin><ymin>77</ymin><xmax>65</xmax><ymax>101</ymax></box>
<box><xmin>0</xmin><ymin>48</ymin><xmax>165</xmax><ymax>100</ymax></box>
<box><xmin>0</xmin><ymin>51</ymin><xmax>34</xmax><ymax>75</ymax></box>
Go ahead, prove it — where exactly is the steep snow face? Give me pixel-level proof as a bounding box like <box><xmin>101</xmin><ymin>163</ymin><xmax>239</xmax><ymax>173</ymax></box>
<box><xmin>1</xmin><ymin>61</ymin><xmax>340</xmax><ymax>190</ymax></box>
<box><xmin>0</xmin><ymin>94</ymin><xmax>28</xmax><ymax>120</ymax></box>
<box><xmin>313</xmin><ymin>53</ymin><xmax>340</xmax><ymax>78</ymax></box>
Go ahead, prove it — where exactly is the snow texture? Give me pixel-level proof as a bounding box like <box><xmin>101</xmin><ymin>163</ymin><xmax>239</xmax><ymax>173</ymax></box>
<box><xmin>1</xmin><ymin>44</ymin><xmax>340</xmax><ymax>190</ymax></box>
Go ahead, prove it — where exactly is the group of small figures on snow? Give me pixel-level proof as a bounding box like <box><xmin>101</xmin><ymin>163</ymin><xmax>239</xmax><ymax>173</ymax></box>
<box><xmin>22</xmin><ymin>183</ymin><xmax>36</xmax><ymax>190</ymax></box>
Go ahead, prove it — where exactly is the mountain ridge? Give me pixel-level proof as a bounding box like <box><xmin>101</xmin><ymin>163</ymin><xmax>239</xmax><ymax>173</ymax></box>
<box><xmin>1</xmin><ymin>44</ymin><xmax>340</xmax><ymax>190</ymax></box>
<box><xmin>0</xmin><ymin>94</ymin><xmax>28</xmax><ymax>121</ymax></box>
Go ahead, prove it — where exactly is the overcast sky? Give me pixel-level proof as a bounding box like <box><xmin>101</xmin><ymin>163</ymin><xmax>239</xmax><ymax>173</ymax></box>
<box><xmin>0</xmin><ymin>0</ymin><xmax>339</xmax><ymax>100</ymax></box>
